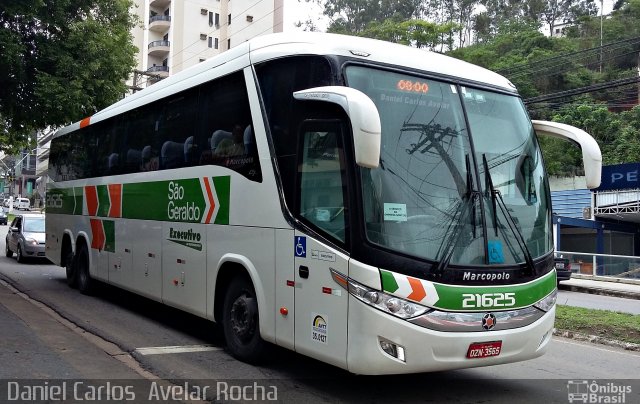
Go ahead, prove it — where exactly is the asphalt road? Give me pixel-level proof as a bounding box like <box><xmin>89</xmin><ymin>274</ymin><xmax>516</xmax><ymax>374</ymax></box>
<box><xmin>557</xmin><ymin>289</ymin><xmax>640</xmax><ymax>314</ymax></box>
<box><xmin>0</xmin><ymin>225</ymin><xmax>639</xmax><ymax>403</ymax></box>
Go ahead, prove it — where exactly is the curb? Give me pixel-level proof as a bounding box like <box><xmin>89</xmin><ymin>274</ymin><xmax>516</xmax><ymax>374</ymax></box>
<box><xmin>558</xmin><ymin>283</ymin><xmax>640</xmax><ymax>300</ymax></box>
<box><xmin>553</xmin><ymin>328</ymin><xmax>640</xmax><ymax>351</ymax></box>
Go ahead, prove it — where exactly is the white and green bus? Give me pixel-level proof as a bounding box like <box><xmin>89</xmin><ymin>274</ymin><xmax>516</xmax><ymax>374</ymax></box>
<box><xmin>46</xmin><ymin>33</ymin><xmax>601</xmax><ymax>374</ymax></box>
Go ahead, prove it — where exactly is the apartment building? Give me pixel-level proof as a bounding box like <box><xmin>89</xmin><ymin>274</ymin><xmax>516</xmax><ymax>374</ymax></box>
<box><xmin>130</xmin><ymin>0</ymin><xmax>284</xmax><ymax>88</ymax></box>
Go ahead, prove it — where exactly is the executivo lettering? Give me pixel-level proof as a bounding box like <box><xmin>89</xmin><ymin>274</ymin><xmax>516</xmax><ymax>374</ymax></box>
<box><xmin>168</xmin><ymin>228</ymin><xmax>203</xmax><ymax>251</ymax></box>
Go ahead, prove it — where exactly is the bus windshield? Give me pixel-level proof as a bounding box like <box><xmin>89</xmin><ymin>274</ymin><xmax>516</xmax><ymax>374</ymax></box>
<box><xmin>346</xmin><ymin>65</ymin><xmax>551</xmax><ymax>266</ymax></box>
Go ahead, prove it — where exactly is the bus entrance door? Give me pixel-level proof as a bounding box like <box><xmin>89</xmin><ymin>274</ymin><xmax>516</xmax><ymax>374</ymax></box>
<box><xmin>293</xmin><ymin>232</ymin><xmax>349</xmax><ymax>369</ymax></box>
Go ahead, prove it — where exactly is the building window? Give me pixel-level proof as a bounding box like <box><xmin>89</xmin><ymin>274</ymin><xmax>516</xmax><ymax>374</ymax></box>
<box><xmin>215</xmin><ymin>13</ymin><xmax>220</xmax><ymax>27</ymax></box>
<box><xmin>246</xmin><ymin>15</ymin><xmax>253</xmax><ymax>22</ymax></box>
<box><xmin>214</xmin><ymin>38</ymin><xmax>219</xmax><ymax>49</ymax></box>
<box><xmin>209</xmin><ymin>11</ymin><xmax>214</xmax><ymax>26</ymax></box>
<box><xmin>227</xmin><ymin>38</ymin><xmax>230</xmax><ymax>49</ymax></box>
<box><xmin>200</xmin><ymin>33</ymin><xmax>207</xmax><ymax>40</ymax></box>
<box><xmin>228</xmin><ymin>14</ymin><xmax>231</xmax><ymax>25</ymax></box>
<box><xmin>208</xmin><ymin>36</ymin><xmax>213</xmax><ymax>48</ymax></box>
<box><xmin>199</xmin><ymin>58</ymin><xmax>206</xmax><ymax>63</ymax></box>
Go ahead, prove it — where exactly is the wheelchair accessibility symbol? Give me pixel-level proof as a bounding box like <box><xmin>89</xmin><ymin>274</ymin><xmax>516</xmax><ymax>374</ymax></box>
<box><xmin>295</xmin><ymin>236</ymin><xmax>307</xmax><ymax>258</ymax></box>
<box><xmin>487</xmin><ymin>240</ymin><xmax>504</xmax><ymax>264</ymax></box>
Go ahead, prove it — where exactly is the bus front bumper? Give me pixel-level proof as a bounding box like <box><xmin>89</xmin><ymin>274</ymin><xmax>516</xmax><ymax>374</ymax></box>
<box><xmin>346</xmin><ymin>296</ymin><xmax>555</xmax><ymax>375</ymax></box>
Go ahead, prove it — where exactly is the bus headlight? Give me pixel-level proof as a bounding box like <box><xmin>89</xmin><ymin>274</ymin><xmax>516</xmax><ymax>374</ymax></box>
<box><xmin>533</xmin><ymin>289</ymin><xmax>557</xmax><ymax>312</ymax></box>
<box><xmin>331</xmin><ymin>269</ymin><xmax>428</xmax><ymax>319</ymax></box>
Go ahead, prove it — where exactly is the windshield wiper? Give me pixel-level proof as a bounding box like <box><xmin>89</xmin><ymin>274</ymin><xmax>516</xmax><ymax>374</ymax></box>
<box><xmin>435</xmin><ymin>155</ymin><xmax>478</xmax><ymax>274</ymax></box>
<box><xmin>482</xmin><ymin>154</ymin><xmax>535</xmax><ymax>271</ymax></box>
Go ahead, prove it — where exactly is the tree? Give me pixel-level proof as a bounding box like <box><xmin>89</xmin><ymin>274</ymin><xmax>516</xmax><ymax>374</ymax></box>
<box><xmin>0</xmin><ymin>0</ymin><xmax>137</xmax><ymax>154</ymax></box>
<box><xmin>360</xmin><ymin>18</ymin><xmax>460</xmax><ymax>49</ymax></box>
<box><xmin>319</xmin><ymin>0</ymin><xmax>422</xmax><ymax>34</ymax></box>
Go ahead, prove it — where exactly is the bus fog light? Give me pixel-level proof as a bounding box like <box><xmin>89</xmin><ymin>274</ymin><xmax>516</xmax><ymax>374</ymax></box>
<box><xmin>379</xmin><ymin>338</ymin><xmax>406</xmax><ymax>362</ymax></box>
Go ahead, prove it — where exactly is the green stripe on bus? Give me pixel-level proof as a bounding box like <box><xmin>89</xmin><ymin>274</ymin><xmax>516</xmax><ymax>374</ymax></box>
<box><xmin>46</xmin><ymin>187</ymin><xmax>84</xmax><ymax>215</ymax></box>
<box><xmin>97</xmin><ymin>185</ymin><xmax>110</xmax><ymax>217</ymax></box>
<box><xmin>380</xmin><ymin>269</ymin><xmax>400</xmax><ymax>293</ymax></box>
<box><xmin>49</xmin><ymin>176</ymin><xmax>230</xmax><ymax>225</ymax></box>
<box><xmin>431</xmin><ymin>270</ymin><xmax>556</xmax><ymax>311</ymax></box>
<box><xmin>212</xmin><ymin>176</ymin><xmax>230</xmax><ymax>225</ymax></box>
<box><xmin>103</xmin><ymin>220</ymin><xmax>115</xmax><ymax>253</ymax></box>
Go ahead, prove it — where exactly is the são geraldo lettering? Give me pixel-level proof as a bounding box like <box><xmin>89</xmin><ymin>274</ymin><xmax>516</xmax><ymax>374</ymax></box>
<box><xmin>167</xmin><ymin>181</ymin><xmax>201</xmax><ymax>221</ymax></box>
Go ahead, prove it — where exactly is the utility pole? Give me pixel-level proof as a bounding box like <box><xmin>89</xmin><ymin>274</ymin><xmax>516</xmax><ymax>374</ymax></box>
<box><xmin>600</xmin><ymin>0</ymin><xmax>604</xmax><ymax>73</ymax></box>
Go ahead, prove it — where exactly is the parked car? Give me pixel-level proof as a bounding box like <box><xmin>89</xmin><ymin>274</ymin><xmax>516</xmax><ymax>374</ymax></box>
<box><xmin>554</xmin><ymin>254</ymin><xmax>572</xmax><ymax>283</ymax></box>
<box><xmin>15</xmin><ymin>197</ymin><xmax>31</xmax><ymax>210</ymax></box>
<box><xmin>0</xmin><ymin>207</ymin><xmax>7</xmax><ymax>225</ymax></box>
<box><xmin>5</xmin><ymin>213</ymin><xmax>46</xmax><ymax>262</ymax></box>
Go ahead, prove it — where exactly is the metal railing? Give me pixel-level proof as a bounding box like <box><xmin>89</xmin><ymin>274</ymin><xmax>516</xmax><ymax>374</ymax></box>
<box><xmin>149</xmin><ymin>15</ymin><xmax>171</xmax><ymax>24</ymax></box>
<box><xmin>556</xmin><ymin>250</ymin><xmax>640</xmax><ymax>280</ymax></box>
<box><xmin>148</xmin><ymin>40</ymin><xmax>170</xmax><ymax>49</ymax></box>
<box><xmin>147</xmin><ymin>65</ymin><xmax>169</xmax><ymax>73</ymax></box>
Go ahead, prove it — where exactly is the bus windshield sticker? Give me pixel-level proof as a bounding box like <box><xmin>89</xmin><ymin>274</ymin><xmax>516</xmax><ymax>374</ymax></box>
<box><xmin>487</xmin><ymin>240</ymin><xmax>505</xmax><ymax>264</ymax></box>
<box><xmin>383</xmin><ymin>203</ymin><xmax>407</xmax><ymax>222</ymax></box>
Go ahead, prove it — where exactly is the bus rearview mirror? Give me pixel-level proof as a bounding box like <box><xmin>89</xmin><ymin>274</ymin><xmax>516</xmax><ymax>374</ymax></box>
<box><xmin>293</xmin><ymin>86</ymin><xmax>381</xmax><ymax>168</ymax></box>
<box><xmin>532</xmin><ymin>120</ymin><xmax>602</xmax><ymax>189</ymax></box>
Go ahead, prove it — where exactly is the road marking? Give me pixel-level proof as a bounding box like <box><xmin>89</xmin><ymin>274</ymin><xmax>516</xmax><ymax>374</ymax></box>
<box><xmin>134</xmin><ymin>344</ymin><xmax>222</xmax><ymax>356</ymax></box>
<box><xmin>554</xmin><ymin>337</ymin><xmax>640</xmax><ymax>356</ymax></box>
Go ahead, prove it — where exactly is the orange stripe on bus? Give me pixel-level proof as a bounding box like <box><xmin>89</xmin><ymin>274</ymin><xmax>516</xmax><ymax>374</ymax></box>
<box><xmin>80</xmin><ymin>117</ymin><xmax>91</xmax><ymax>128</ymax></box>
<box><xmin>108</xmin><ymin>184</ymin><xmax>122</xmax><ymax>218</ymax></box>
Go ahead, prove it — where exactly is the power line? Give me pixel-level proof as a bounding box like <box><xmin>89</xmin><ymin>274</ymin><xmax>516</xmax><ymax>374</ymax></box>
<box><xmin>497</xmin><ymin>35</ymin><xmax>640</xmax><ymax>77</ymax></box>
<box><xmin>170</xmin><ymin>3</ymin><xmax>283</xmax><ymax>72</ymax></box>
<box><xmin>524</xmin><ymin>76</ymin><xmax>640</xmax><ymax>104</ymax></box>
<box><xmin>161</xmin><ymin>0</ymin><xmax>278</xmax><ymax>72</ymax></box>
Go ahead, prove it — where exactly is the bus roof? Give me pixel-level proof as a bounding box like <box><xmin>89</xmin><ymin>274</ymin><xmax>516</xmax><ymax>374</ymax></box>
<box><xmin>55</xmin><ymin>32</ymin><xmax>516</xmax><ymax>138</ymax></box>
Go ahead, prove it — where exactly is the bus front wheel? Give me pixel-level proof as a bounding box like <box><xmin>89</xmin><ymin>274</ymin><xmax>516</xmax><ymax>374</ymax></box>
<box><xmin>222</xmin><ymin>276</ymin><xmax>267</xmax><ymax>363</ymax></box>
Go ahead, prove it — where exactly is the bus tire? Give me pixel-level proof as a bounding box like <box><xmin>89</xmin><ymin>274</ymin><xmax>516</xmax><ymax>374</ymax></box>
<box><xmin>65</xmin><ymin>251</ymin><xmax>77</xmax><ymax>288</ymax></box>
<box><xmin>222</xmin><ymin>276</ymin><xmax>267</xmax><ymax>363</ymax></box>
<box><xmin>76</xmin><ymin>244</ymin><xmax>95</xmax><ymax>295</ymax></box>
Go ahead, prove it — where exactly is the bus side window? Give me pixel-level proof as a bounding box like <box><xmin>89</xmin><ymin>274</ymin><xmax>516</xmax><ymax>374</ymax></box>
<box><xmin>297</xmin><ymin>120</ymin><xmax>348</xmax><ymax>243</ymax></box>
<box><xmin>197</xmin><ymin>71</ymin><xmax>261</xmax><ymax>181</ymax></box>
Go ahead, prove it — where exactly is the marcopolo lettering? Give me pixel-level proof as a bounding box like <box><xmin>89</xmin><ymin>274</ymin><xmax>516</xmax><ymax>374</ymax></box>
<box><xmin>462</xmin><ymin>271</ymin><xmax>510</xmax><ymax>281</ymax></box>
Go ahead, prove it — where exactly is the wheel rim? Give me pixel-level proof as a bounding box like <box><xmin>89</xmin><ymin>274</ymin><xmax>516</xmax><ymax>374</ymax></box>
<box><xmin>230</xmin><ymin>293</ymin><xmax>257</xmax><ymax>343</ymax></box>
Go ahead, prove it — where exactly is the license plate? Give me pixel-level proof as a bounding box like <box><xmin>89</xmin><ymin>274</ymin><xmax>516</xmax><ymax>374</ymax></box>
<box><xmin>466</xmin><ymin>341</ymin><xmax>502</xmax><ymax>359</ymax></box>
<box><xmin>556</xmin><ymin>263</ymin><xmax>565</xmax><ymax>269</ymax></box>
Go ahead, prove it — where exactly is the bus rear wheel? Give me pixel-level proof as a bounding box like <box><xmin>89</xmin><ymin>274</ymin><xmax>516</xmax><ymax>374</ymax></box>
<box><xmin>76</xmin><ymin>244</ymin><xmax>95</xmax><ymax>295</ymax></box>
<box><xmin>65</xmin><ymin>251</ymin><xmax>77</xmax><ymax>288</ymax></box>
<box><xmin>222</xmin><ymin>276</ymin><xmax>267</xmax><ymax>363</ymax></box>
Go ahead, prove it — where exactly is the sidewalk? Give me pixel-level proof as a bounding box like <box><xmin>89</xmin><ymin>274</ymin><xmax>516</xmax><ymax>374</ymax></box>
<box><xmin>559</xmin><ymin>274</ymin><xmax>640</xmax><ymax>300</ymax></box>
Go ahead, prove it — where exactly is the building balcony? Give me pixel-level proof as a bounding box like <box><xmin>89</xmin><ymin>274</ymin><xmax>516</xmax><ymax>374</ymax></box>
<box><xmin>148</xmin><ymin>40</ymin><xmax>170</xmax><ymax>56</ymax></box>
<box><xmin>149</xmin><ymin>0</ymin><xmax>171</xmax><ymax>9</ymax></box>
<box><xmin>149</xmin><ymin>15</ymin><xmax>171</xmax><ymax>32</ymax></box>
<box><xmin>147</xmin><ymin>65</ymin><xmax>169</xmax><ymax>78</ymax></box>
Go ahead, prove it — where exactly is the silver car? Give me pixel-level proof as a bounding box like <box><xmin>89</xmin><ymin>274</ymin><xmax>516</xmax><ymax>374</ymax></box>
<box><xmin>5</xmin><ymin>213</ymin><xmax>46</xmax><ymax>262</ymax></box>
<box><xmin>0</xmin><ymin>207</ymin><xmax>7</xmax><ymax>226</ymax></box>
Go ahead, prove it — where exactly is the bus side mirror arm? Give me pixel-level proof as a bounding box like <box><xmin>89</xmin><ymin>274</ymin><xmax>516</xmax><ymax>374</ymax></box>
<box><xmin>532</xmin><ymin>120</ymin><xmax>602</xmax><ymax>189</ymax></box>
<box><xmin>293</xmin><ymin>86</ymin><xmax>381</xmax><ymax>168</ymax></box>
